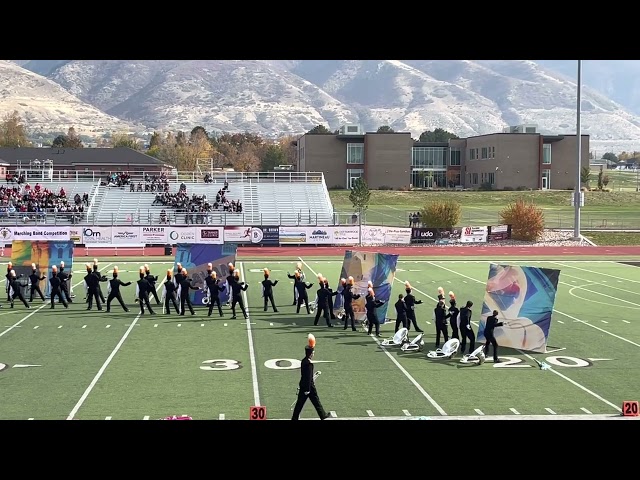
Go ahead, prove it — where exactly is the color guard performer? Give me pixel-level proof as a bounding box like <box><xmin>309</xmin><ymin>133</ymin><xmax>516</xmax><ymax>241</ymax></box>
<box><xmin>434</xmin><ymin>298</ymin><xmax>449</xmax><ymax>347</ymax></box>
<box><xmin>313</xmin><ymin>275</ymin><xmax>334</xmax><ymax>327</ymax></box>
<box><xmin>106</xmin><ymin>266</ymin><xmax>131</xmax><ymax>313</ymax></box>
<box><xmin>58</xmin><ymin>261</ymin><xmax>73</xmax><ymax>304</ymax></box>
<box><xmin>395</xmin><ymin>294</ymin><xmax>409</xmax><ymax>332</ymax></box>
<box><xmin>162</xmin><ymin>269</ymin><xmax>180</xmax><ymax>315</ymax></box>
<box><xmin>292</xmin><ymin>271</ymin><xmax>313</xmax><ymax>314</ymax></box>
<box><xmin>404</xmin><ymin>282</ymin><xmax>424</xmax><ymax>332</ymax></box>
<box><xmin>178</xmin><ymin>268</ymin><xmax>199</xmax><ymax>316</ymax></box>
<box><xmin>261</xmin><ymin>268</ymin><xmax>278</xmax><ymax>313</ymax></box>
<box><xmin>205</xmin><ymin>266</ymin><xmax>225</xmax><ymax>317</ymax></box>
<box><xmin>225</xmin><ymin>262</ymin><xmax>235</xmax><ymax>307</ymax></box>
<box><xmin>459</xmin><ymin>300</ymin><xmax>475</xmax><ymax>355</ymax></box>
<box><xmin>136</xmin><ymin>266</ymin><xmax>155</xmax><ymax>315</ymax></box>
<box><xmin>446</xmin><ymin>291</ymin><xmax>460</xmax><ymax>340</ymax></box>
<box><xmin>8</xmin><ymin>270</ymin><xmax>29</xmax><ymax>308</ymax></box>
<box><xmin>49</xmin><ymin>265</ymin><xmax>68</xmax><ymax>309</ymax></box>
<box><xmin>291</xmin><ymin>334</ymin><xmax>330</xmax><ymax>421</ymax></box>
<box><xmin>92</xmin><ymin>259</ymin><xmax>106</xmax><ymax>303</ymax></box>
<box><xmin>29</xmin><ymin>263</ymin><xmax>46</xmax><ymax>302</ymax></box>
<box><xmin>289</xmin><ymin>262</ymin><xmax>304</xmax><ymax>305</ymax></box>
<box><xmin>145</xmin><ymin>264</ymin><xmax>161</xmax><ymax>305</ymax></box>
<box><xmin>230</xmin><ymin>269</ymin><xmax>249</xmax><ymax>319</ymax></box>
<box><xmin>365</xmin><ymin>286</ymin><xmax>385</xmax><ymax>336</ymax></box>
<box><xmin>325</xmin><ymin>279</ymin><xmax>338</xmax><ymax>320</ymax></box>
<box><xmin>173</xmin><ymin>262</ymin><xmax>184</xmax><ymax>304</ymax></box>
<box><xmin>341</xmin><ymin>276</ymin><xmax>360</xmax><ymax>331</ymax></box>
<box><xmin>83</xmin><ymin>263</ymin><xmax>102</xmax><ymax>310</ymax></box>
<box><xmin>483</xmin><ymin>310</ymin><xmax>504</xmax><ymax>363</ymax></box>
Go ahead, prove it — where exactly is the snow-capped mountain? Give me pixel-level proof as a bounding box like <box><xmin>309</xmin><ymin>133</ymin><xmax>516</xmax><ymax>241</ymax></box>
<box><xmin>7</xmin><ymin>59</ymin><xmax>640</xmax><ymax>152</ymax></box>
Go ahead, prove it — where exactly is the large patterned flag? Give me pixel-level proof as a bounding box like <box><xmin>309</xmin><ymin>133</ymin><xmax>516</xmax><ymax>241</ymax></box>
<box><xmin>333</xmin><ymin>250</ymin><xmax>399</xmax><ymax>324</ymax></box>
<box><xmin>11</xmin><ymin>240</ymin><xmax>75</xmax><ymax>297</ymax></box>
<box><xmin>478</xmin><ymin>264</ymin><xmax>561</xmax><ymax>353</ymax></box>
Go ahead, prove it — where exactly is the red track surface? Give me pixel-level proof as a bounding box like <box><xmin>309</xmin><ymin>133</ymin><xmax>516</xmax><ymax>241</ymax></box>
<box><xmin>3</xmin><ymin>245</ymin><xmax>639</xmax><ymax>258</ymax></box>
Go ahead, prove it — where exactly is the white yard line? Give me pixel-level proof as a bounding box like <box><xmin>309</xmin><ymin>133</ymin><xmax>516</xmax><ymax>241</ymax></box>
<box><xmin>66</xmin><ymin>280</ymin><xmax>163</xmax><ymax>420</ymax></box>
<box><xmin>0</xmin><ymin>263</ymin><xmax>112</xmax><ymax>339</ymax></box>
<box><xmin>239</xmin><ymin>261</ymin><xmax>261</xmax><ymax>407</ymax></box>
<box><xmin>558</xmin><ymin>271</ymin><xmax>640</xmax><ymax>297</ymax></box>
<box><xmin>299</xmin><ymin>256</ymin><xmax>447</xmax><ymax>416</ymax></box>
<box><xmin>553</xmin><ymin>261</ymin><xmax>640</xmax><ymax>285</ymax></box>
<box><xmin>426</xmin><ymin>261</ymin><xmax>624</xmax><ymax>413</ymax></box>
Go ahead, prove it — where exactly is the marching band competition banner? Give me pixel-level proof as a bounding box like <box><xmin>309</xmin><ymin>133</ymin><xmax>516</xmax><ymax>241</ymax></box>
<box><xmin>477</xmin><ymin>264</ymin><xmax>561</xmax><ymax>353</ymax></box>
<box><xmin>333</xmin><ymin>250</ymin><xmax>398</xmax><ymax>324</ymax></box>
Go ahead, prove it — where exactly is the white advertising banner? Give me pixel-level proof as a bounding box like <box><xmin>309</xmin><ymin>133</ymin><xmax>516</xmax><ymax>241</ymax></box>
<box><xmin>167</xmin><ymin>227</ymin><xmax>197</xmax><ymax>244</ymax></box>
<box><xmin>330</xmin><ymin>226</ymin><xmax>359</xmax><ymax>245</ymax></box>
<box><xmin>361</xmin><ymin>226</ymin><xmax>386</xmax><ymax>245</ymax></box>
<box><xmin>0</xmin><ymin>226</ymin><xmax>70</xmax><ymax>242</ymax></box>
<box><xmin>278</xmin><ymin>226</ymin><xmax>308</xmax><ymax>244</ymax></box>
<box><xmin>307</xmin><ymin>227</ymin><xmax>333</xmax><ymax>245</ymax></box>
<box><xmin>383</xmin><ymin>227</ymin><xmax>412</xmax><ymax>245</ymax></box>
<box><xmin>196</xmin><ymin>227</ymin><xmax>224</xmax><ymax>244</ymax></box>
<box><xmin>112</xmin><ymin>226</ymin><xmax>143</xmax><ymax>246</ymax></box>
<box><xmin>82</xmin><ymin>226</ymin><xmax>113</xmax><ymax>245</ymax></box>
<box><xmin>223</xmin><ymin>226</ymin><xmax>253</xmax><ymax>243</ymax></box>
<box><xmin>140</xmin><ymin>226</ymin><xmax>168</xmax><ymax>244</ymax></box>
<box><xmin>460</xmin><ymin>226</ymin><xmax>488</xmax><ymax>243</ymax></box>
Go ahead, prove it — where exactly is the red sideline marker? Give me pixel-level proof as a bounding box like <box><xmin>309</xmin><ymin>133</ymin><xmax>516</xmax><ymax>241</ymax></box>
<box><xmin>622</xmin><ymin>401</ymin><xmax>639</xmax><ymax>417</ymax></box>
<box><xmin>250</xmin><ymin>406</ymin><xmax>266</xmax><ymax>420</ymax></box>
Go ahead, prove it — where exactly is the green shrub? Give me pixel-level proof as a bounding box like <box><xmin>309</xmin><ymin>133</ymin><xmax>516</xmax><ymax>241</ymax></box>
<box><xmin>500</xmin><ymin>198</ymin><xmax>545</xmax><ymax>241</ymax></box>
<box><xmin>420</xmin><ymin>200</ymin><xmax>461</xmax><ymax>229</ymax></box>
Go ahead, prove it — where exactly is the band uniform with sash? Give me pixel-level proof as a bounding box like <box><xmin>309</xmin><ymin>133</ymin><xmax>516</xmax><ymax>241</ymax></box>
<box><xmin>261</xmin><ymin>268</ymin><xmax>278</xmax><ymax>313</ymax></box>
<box><xmin>106</xmin><ymin>266</ymin><xmax>131</xmax><ymax>313</ymax></box>
<box><xmin>291</xmin><ymin>334</ymin><xmax>330</xmax><ymax>421</ymax></box>
<box><xmin>29</xmin><ymin>263</ymin><xmax>46</xmax><ymax>302</ymax></box>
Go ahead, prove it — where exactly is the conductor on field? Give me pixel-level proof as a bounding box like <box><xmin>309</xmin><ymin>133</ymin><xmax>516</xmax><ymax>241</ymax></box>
<box><xmin>291</xmin><ymin>334</ymin><xmax>330</xmax><ymax>421</ymax></box>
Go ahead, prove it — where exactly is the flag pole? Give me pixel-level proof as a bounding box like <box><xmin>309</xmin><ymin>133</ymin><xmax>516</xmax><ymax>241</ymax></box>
<box><xmin>573</xmin><ymin>60</ymin><xmax>582</xmax><ymax>240</ymax></box>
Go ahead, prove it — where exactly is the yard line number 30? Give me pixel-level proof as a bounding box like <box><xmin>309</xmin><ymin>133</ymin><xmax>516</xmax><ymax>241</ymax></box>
<box><xmin>198</xmin><ymin>356</ymin><xmax>592</xmax><ymax>371</ymax></box>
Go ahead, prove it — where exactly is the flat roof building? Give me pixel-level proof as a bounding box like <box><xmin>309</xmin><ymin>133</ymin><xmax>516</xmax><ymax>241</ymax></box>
<box><xmin>296</xmin><ymin>124</ymin><xmax>590</xmax><ymax>190</ymax></box>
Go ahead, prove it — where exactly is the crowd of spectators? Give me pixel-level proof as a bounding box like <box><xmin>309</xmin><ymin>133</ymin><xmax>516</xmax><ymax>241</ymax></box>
<box><xmin>104</xmin><ymin>172</ymin><xmax>132</xmax><ymax>187</ymax></box>
<box><xmin>0</xmin><ymin>183</ymin><xmax>87</xmax><ymax>223</ymax></box>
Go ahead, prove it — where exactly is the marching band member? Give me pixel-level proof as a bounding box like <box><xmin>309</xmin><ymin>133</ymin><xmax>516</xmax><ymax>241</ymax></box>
<box><xmin>8</xmin><ymin>270</ymin><xmax>29</xmax><ymax>308</ymax></box>
<box><xmin>459</xmin><ymin>300</ymin><xmax>475</xmax><ymax>355</ymax></box>
<box><xmin>92</xmin><ymin>259</ymin><xmax>106</xmax><ymax>303</ymax></box>
<box><xmin>365</xmin><ymin>287</ymin><xmax>385</xmax><ymax>336</ymax></box>
<box><xmin>162</xmin><ymin>270</ymin><xmax>180</xmax><ymax>315</ymax></box>
<box><xmin>288</xmin><ymin>262</ymin><xmax>304</xmax><ymax>305</ymax></box>
<box><xmin>293</xmin><ymin>271</ymin><xmax>313</xmax><ymax>314</ymax></box>
<box><xmin>173</xmin><ymin>262</ymin><xmax>184</xmax><ymax>304</ymax></box>
<box><xmin>49</xmin><ymin>265</ymin><xmax>68</xmax><ymax>309</ymax></box>
<box><xmin>395</xmin><ymin>294</ymin><xmax>409</xmax><ymax>332</ymax></box>
<box><xmin>58</xmin><ymin>261</ymin><xmax>73</xmax><ymax>304</ymax></box>
<box><xmin>404</xmin><ymin>282</ymin><xmax>424</xmax><ymax>333</ymax></box>
<box><xmin>145</xmin><ymin>264</ymin><xmax>161</xmax><ymax>305</ymax></box>
<box><xmin>5</xmin><ymin>262</ymin><xmax>13</xmax><ymax>301</ymax></box>
<box><xmin>261</xmin><ymin>268</ymin><xmax>278</xmax><ymax>313</ymax></box>
<box><xmin>341</xmin><ymin>276</ymin><xmax>360</xmax><ymax>331</ymax></box>
<box><xmin>291</xmin><ymin>334</ymin><xmax>330</xmax><ymax>421</ymax></box>
<box><xmin>225</xmin><ymin>263</ymin><xmax>235</xmax><ymax>307</ymax></box>
<box><xmin>437</xmin><ymin>286</ymin><xmax>445</xmax><ymax>301</ymax></box>
<box><xmin>230</xmin><ymin>269</ymin><xmax>249</xmax><ymax>319</ymax></box>
<box><xmin>84</xmin><ymin>263</ymin><xmax>102</xmax><ymax>311</ymax></box>
<box><xmin>178</xmin><ymin>268</ymin><xmax>199</xmax><ymax>316</ymax></box>
<box><xmin>205</xmin><ymin>267</ymin><xmax>225</xmax><ymax>317</ymax></box>
<box><xmin>29</xmin><ymin>263</ymin><xmax>46</xmax><ymax>302</ymax></box>
<box><xmin>313</xmin><ymin>275</ymin><xmax>333</xmax><ymax>327</ymax></box>
<box><xmin>106</xmin><ymin>266</ymin><xmax>131</xmax><ymax>313</ymax></box>
<box><xmin>483</xmin><ymin>310</ymin><xmax>504</xmax><ymax>363</ymax></box>
<box><xmin>434</xmin><ymin>298</ymin><xmax>449</xmax><ymax>347</ymax></box>
<box><xmin>446</xmin><ymin>291</ymin><xmax>460</xmax><ymax>340</ymax></box>
<box><xmin>325</xmin><ymin>279</ymin><xmax>338</xmax><ymax>320</ymax></box>
<box><xmin>136</xmin><ymin>266</ymin><xmax>155</xmax><ymax>315</ymax></box>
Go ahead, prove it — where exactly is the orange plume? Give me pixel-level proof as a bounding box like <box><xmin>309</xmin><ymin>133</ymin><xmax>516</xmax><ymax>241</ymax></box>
<box><xmin>307</xmin><ymin>333</ymin><xmax>316</xmax><ymax>349</ymax></box>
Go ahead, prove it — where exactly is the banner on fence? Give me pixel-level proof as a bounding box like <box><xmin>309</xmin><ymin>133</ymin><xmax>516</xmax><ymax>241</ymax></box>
<box><xmin>70</xmin><ymin>227</ymin><xmax>82</xmax><ymax>245</ymax></box>
<box><xmin>488</xmin><ymin>225</ymin><xmax>512</xmax><ymax>241</ymax></box>
<box><xmin>196</xmin><ymin>227</ymin><xmax>224</xmax><ymax>245</ymax></box>
<box><xmin>141</xmin><ymin>226</ymin><xmax>169</xmax><ymax>244</ymax></box>
<box><xmin>332</xmin><ymin>226</ymin><xmax>360</xmax><ymax>245</ymax></box>
<box><xmin>224</xmin><ymin>226</ymin><xmax>253</xmax><ymax>243</ymax></box>
<box><xmin>82</xmin><ymin>226</ymin><xmax>113</xmax><ymax>245</ymax></box>
<box><xmin>168</xmin><ymin>227</ymin><xmax>196</xmax><ymax>243</ymax></box>
<box><xmin>112</xmin><ymin>226</ymin><xmax>144</xmax><ymax>246</ymax></box>
<box><xmin>361</xmin><ymin>226</ymin><xmax>387</xmax><ymax>245</ymax></box>
<box><xmin>279</xmin><ymin>226</ymin><xmax>308</xmax><ymax>244</ymax></box>
<box><xmin>411</xmin><ymin>228</ymin><xmax>439</xmax><ymax>243</ymax></box>
<box><xmin>383</xmin><ymin>227</ymin><xmax>412</xmax><ymax>244</ymax></box>
<box><xmin>460</xmin><ymin>226</ymin><xmax>488</xmax><ymax>243</ymax></box>
<box><xmin>250</xmin><ymin>226</ymin><xmax>279</xmax><ymax>246</ymax></box>
<box><xmin>0</xmin><ymin>226</ymin><xmax>70</xmax><ymax>242</ymax></box>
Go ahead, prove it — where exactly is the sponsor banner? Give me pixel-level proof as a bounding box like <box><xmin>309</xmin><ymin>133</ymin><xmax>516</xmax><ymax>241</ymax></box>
<box><xmin>384</xmin><ymin>227</ymin><xmax>412</xmax><ymax>245</ymax></box>
<box><xmin>82</xmin><ymin>226</ymin><xmax>113</xmax><ymax>245</ymax></box>
<box><xmin>141</xmin><ymin>226</ymin><xmax>169</xmax><ymax>243</ymax></box>
<box><xmin>251</xmin><ymin>226</ymin><xmax>279</xmax><ymax>246</ymax></box>
<box><xmin>196</xmin><ymin>227</ymin><xmax>224</xmax><ymax>245</ymax></box>
<box><xmin>411</xmin><ymin>228</ymin><xmax>439</xmax><ymax>243</ymax></box>
<box><xmin>224</xmin><ymin>226</ymin><xmax>253</xmax><ymax>244</ymax></box>
<box><xmin>112</xmin><ymin>226</ymin><xmax>143</xmax><ymax>245</ymax></box>
<box><xmin>438</xmin><ymin>228</ymin><xmax>462</xmax><ymax>240</ymax></box>
<box><xmin>69</xmin><ymin>227</ymin><xmax>82</xmax><ymax>245</ymax></box>
<box><xmin>488</xmin><ymin>224</ymin><xmax>512</xmax><ymax>242</ymax></box>
<box><xmin>0</xmin><ymin>226</ymin><xmax>70</xmax><ymax>242</ymax></box>
<box><xmin>279</xmin><ymin>226</ymin><xmax>307</xmax><ymax>244</ymax></box>
<box><xmin>460</xmin><ymin>226</ymin><xmax>488</xmax><ymax>243</ymax></box>
<box><xmin>361</xmin><ymin>226</ymin><xmax>386</xmax><ymax>245</ymax></box>
<box><xmin>168</xmin><ymin>227</ymin><xmax>196</xmax><ymax>244</ymax></box>
<box><xmin>331</xmin><ymin>226</ymin><xmax>359</xmax><ymax>245</ymax></box>
<box><xmin>307</xmin><ymin>227</ymin><xmax>333</xmax><ymax>245</ymax></box>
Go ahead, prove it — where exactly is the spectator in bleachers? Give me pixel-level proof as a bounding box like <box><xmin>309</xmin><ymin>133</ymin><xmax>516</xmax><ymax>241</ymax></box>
<box><xmin>150</xmin><ymin>183</ymin><xmax>242</xmax><ymax>224</ymax></box>
<box><xmin>106</xmin><ymin>172</ymin><xmax>131</xmax><ymax>187</ymax></box>
<box><xmin>0</xmin><ymin>183</ymin><xmax>83</xmax><ymax>223</ymax></box>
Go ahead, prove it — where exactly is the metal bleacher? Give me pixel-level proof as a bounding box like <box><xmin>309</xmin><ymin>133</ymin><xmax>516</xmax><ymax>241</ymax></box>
<box><xmin>255</xmin><ymin>182</ymin><xmax>334</xmax><ymax>225</ymax></box>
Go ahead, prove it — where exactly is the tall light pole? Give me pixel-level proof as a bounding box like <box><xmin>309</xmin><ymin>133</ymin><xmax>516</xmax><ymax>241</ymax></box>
<box><xmin>573</xmin><ymin>60</ymin><xmax>582</xmax><ymax>240</ymax></box>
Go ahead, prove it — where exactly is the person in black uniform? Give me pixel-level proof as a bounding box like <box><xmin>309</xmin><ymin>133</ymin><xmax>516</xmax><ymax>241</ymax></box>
<box><xmin>84</xmin><ymin>263</ymin><xmax>102</xmax><ymax>311</ymax></box>
<box><xmin>365</xmin><ymin>287</ymin><xmax>385</xmax><ymax>336</ymax></box>
<box><xmin>29</xmin><ymin>263</ymin><xmax>46</xmax><ymax>302</ymax></box>
<box><xmin>136</xmin><ymin>266</ymin><xmax>155</xmax><ymax>315</ymax></box>
<box><xmin>205</xmin><ymin>270</ymin><xmax>225</xmax><ymax>317</ymax></box>
<box><xmin>395</xmin><ymin>294</ymin><xmax>409</xmax><ymax>332</ymax></box>
<box><xmin>230</xmin><ymin>270</ymin><xmax>249</xmax><ymax>319</ymax></box>
<box><xmin>144</xmin><ymin>264</ymin><xmax>161</xmax><ymax>305</ymax></box>
<box><xmin>225</xmin><ymin>262</ymin><xmax>235</xmax><ymax>307</ymax></box>
<box><xmin>341</xmin><ymin>276</ymin><xmax>360</xmax><ymax>331</ymax></box>
<box><xmin>49</xmin><ymin>265</ymin><xmax>68</xmax><ymax>309</ymax></box>
<box><xmin>324</xmin><ymin>279</ymin><xmax>338</xmax><ymax>320</ymax></box>
<box><xmin>162</xmin><ymin>270</ymin><xmax>180</xmax><ymax>315</ymax></box>
<box><xmin>58</xmin><ymin>261</ymin><xmax>73</xmax><ymax>304</ymax></box>
<box><xmin>313</xmin><ymin>277</ymin><xmax>333</xmax><ymax>327</ymax></box>
<box><xmin>459</xmin><ymin>300</ymin><xmax>475</xmax><ymax>355</ymax></box>
<box><xmin>484</xmin><ymin>310</ymin><xmax>504</xmax><ymax>363</ymax></box>
<box><xmin>289</xmin><ymin>262</ymin><xmax>304</xmax><ymax>305</ymax></box>
<box><xmin>404</xmin><ymin>281</ymin><xmax>423</xmax><ymax>333</ymax></box>
<box><xmin>292</xmin><ymin>271</ymin><xmax>313</xmax><ymax>314</ymax></box>
<box><xmin>178</xmin><ymin>268</ymin><xmax>199</xmax><ymax>316</ymax></box>
<box><xmin>446</xmin><ymin>292</ymin><xmax>460</xmax><ymax>340</ymax></box>
<box><xmin>291</xmin><ymin>334</ymin><xmax>330</xmax><ymax>421</ymax></box>
<box><xmin>106</xmin><ymin>266</ymin><xmax>131</xmax><ymax>313</ymax></box>
<box><xmin>6</xmin><ymin>262</ymin><xmax>13</xmax><ymax>302</ymax></box>
<box><xmin>173</xmin><ymin>262</ymin><xmax>185</xmax><ymax>305</ymax></box>
<box><xmin>434</xmin><ymin>299</ymin><xmax>449</xmax><ymax>347</ymax></box>
<box><xmin>92</xmin><ymin>259</ymin><xmax>106</xmax><ymax>304</ymax></box>
<box><xmin>8</xmin><ymin>270</ymin><xmax>30</xmax><ymax>308</ymax></box>
<box><xmin>261</xmin><ymin>268</ymin><xmax>278</xmax><ymax>313</ymax></box>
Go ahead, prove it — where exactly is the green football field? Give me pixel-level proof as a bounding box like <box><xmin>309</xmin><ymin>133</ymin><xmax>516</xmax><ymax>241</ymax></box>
<box><xmin>1</xmin><ymin>254</ymin><xmax>639</xmax><ymax>420</ymax></box>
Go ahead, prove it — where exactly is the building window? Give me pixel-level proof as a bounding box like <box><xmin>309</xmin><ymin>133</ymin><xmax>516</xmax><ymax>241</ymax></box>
<box><xmin>472</xmin><ymin>173</ymin><xmax>478</xmax><ymax>184</ymax></box>
<box><xmin>347</xmin><ymin>169</ymin><xmax>364</xmax><ymax>189</ymax></box>
<box><xmin>450</xmin><ymin>149</ymin><xmax>461</xmax><ymax>166</ymax></box>
<box><xmin>481</xmin><ymin>147</ymin><xmax>488</xmax><ymax>159</ymax></box>
<box><xmin>488</xmin><ymin>172</ymin><xmax>495</xmax><ymax>185</ymax></box>
<box><xmin>543</xmin><ymin>144</ymin><xmax>551</xmax><ymax>164</ymax></box>
<box><xmin>412</xmin><ymin>147</ymin><xmax>447</xmax><ymax>168</ymax></box>
<box><xmin>469</xmin><ymin>148</ymin><xmax>476</xmax><ymax>160</ymax></box>
<box><xmin>491</xmin><ymin>146</ymin><xmax>495</xmax><ymax>158</ymax></box>
<box><xmin>347</xmin><ymin>143</ymin><xmax>364</xmax><ymax>164</ymax></box>
<box><xmin>542</xmin><ymin>169</ymin><xmax>551</xmax><ymax>189</ymax></box>
<box><xmin>411</xmin><ymin>170</ymin><xmax>447</xmax><ymax>188</ymax></box>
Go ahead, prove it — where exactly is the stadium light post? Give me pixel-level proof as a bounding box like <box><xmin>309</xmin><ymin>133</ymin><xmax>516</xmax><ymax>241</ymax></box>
<box><xmin>573</xmin><ymin>60</ymin><xmax>582</xmax><ymax>240</ymax></box>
